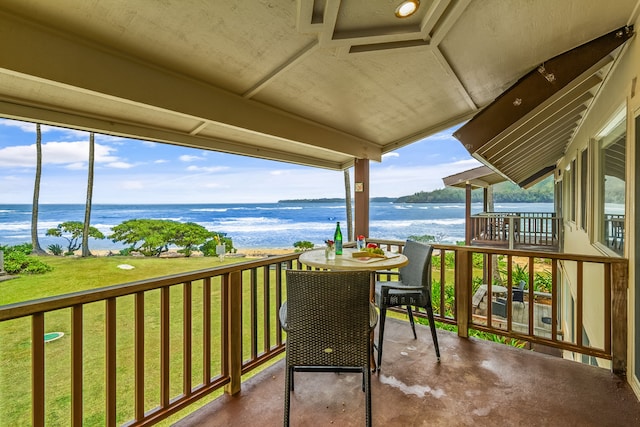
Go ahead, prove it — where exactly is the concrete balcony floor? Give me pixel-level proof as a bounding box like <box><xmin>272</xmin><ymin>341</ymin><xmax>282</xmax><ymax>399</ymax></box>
<box><xmin>176</xmin><ymin>318</ymin><xmax>640</xmax><ymax>426</ymax></box>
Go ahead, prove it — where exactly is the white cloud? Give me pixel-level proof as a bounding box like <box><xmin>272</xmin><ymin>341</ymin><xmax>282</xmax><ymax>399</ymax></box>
<box><xmin>369</xmin><ymin>158</ymin><xmax>482</xmax><ymax>197</ymax></box>
<box><xmin>382</xmin><ymin>152</ymin><xmax>400</xmax><ymax>160</ymax></box>
<box><xmin>186</xmin><ymin>165</ymin><xmax>229</xmax><ymax>173</ymax></box>
<box><xmin>65</xmin><ymin>162</ymin><xmax>86</xmax><ymax>170</ymax></box>
<box><xmin>269</xmin><ymin>170</ymin><xmax>290</xmax><ymax>176</ymax></box>
<box><xmin>121</xmin><ymin>180</ymin><xmax>144</xmax><ymax>190</ymax></box>
<box><xmin>0</xmin><ymin>141</ymin><xmax>120</xmax><ymax>168</ymax></box>
<box><xmin>179</xmin><ymin>154</ymin><xmax>204</xmax><ymax>162</ymax></box>
<box><xmin>94</xmin><ymin>134</ymin><xmax>129</xmax><ymax>143</ymax></box>
<box><xmin>204</xmin><ymin>182</ymin><xmax>225</xmax><ymax>188</ymax></box>
<box><xmin>0</xmin><ymin>119</ymin><xmax>58</xmax><ymax>134</ymax></box>
<box><xmin>107</xmin><ymin>161</ymin><xmax>135</xmax><ymax>169</ymax></box>
<box><xmin>154</xmin><ymin>159</ymin><xmax>168</xmax><ymax>164</ymax></box>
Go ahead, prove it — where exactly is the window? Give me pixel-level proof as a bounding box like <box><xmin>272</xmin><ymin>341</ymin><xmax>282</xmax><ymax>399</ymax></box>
<box><xmin>580</xmin><ymin>148</ymin><xmax>588</xmax><ymax>230</ymax></box>
<box><xmin>568</xmin><ymin>159</ymin><xmax>576</xmax><ymax>223</ymax></box>
<box><xmin>598</xmin><ymin>113</ymin><xmax>626</xmax><ymax>255</ymax></box>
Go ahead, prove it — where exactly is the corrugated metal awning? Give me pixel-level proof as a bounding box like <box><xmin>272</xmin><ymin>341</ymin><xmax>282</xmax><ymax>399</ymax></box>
<box><xmin>453</xmin><ymin>26</ymin><xmax>634</xmax><ymax>188</ymax></box>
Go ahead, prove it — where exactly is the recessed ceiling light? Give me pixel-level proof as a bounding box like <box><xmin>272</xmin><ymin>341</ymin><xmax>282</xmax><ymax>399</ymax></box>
<box><xmin>395</xmin><ymin>0</ymin><xmax>420</xmax><ymax>18</ymax></box>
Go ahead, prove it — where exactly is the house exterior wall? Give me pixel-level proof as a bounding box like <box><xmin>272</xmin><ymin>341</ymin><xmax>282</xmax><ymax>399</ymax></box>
<box><xmin>557</xmin><ymin>11</ymin><xmax>640</xmax><ymax>397</ymax></box>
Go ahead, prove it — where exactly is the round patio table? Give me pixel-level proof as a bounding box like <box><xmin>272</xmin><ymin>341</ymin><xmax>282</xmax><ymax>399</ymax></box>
<box><xmin>299</xmin><ymin>247</ymin><xmax>408</xmax><ymax>271</ymax></box>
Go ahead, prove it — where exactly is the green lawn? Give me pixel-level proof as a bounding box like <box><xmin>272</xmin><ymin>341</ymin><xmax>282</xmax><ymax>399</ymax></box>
<box><xmin>0</xmin><ymin>254</ymin><xmax>283</xmax><ymax>426</ymax></box>
<box><xmin>0</xmin><ymin>255</ymin><xmax>241</xmax><ymax>305</ymax></box>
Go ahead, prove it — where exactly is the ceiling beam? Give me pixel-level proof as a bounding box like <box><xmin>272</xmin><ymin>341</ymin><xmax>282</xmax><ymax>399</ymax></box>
<box><xmin>0</xmin><ymin>100</ymin><xmax>350</xmax><ymax>170</ymax></box>
<box><xmin>0</xmin><ymin>11</ymin><xmax>382</xmax><ymax>161</ymax></box>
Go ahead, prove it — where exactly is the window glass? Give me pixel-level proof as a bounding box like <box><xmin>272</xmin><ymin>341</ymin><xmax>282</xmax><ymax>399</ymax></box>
<box><xmin>599</xmin><ymin>117</ymin><xmax>626</xmax><ymax>255</ymax></box>
<box><xmin>580</xmin><ymin>149</ymin><xmax>588</xmax><ymax>230</ymax></box>
<box><xmin>570</xmin><ymin>159</ymin><xmax>576</xmax><ymax>222</ymax></box>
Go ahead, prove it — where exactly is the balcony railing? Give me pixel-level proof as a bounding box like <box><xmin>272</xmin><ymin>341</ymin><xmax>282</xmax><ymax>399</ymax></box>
<box><xmin>469</xmin><ymin>212</ymin><xmax>562</xmax><ymax>250</ymax></box>
<box><xmin>0</xmin><ymin>241</ymin><xmax>627</xmax><ymax>426</ymax></box>
<box><xmin>604</xmin><ymin>214</ymin><xmax>625</xmax><ymax>255</ymax></box>
<box><xmin>0</xmin><ymin>255</ymin><xmax>300</xmax><ymax>426</ymax></box>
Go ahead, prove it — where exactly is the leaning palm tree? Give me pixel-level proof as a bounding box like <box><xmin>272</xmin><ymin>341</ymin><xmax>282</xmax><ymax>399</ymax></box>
<box><xmin>30</xmin><ymin>123</ymin><xmax>46</xmax><ymax>255</ymax></box>
<box><xmin>81</xmin><ymin>132</ymin><xmax>95</xmax><ymax>257</ymax></box>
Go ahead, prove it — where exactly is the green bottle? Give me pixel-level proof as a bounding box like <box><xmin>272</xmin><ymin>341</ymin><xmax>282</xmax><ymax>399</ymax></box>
<box><xmin>334</xmin><ymin>222</ymin><xmax>343</xmax><ymax>255</ymax></box>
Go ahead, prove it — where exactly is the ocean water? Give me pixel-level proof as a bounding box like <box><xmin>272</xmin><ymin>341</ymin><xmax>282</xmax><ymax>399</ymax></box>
<box><xmin>0</xmin><ymin>202</ymin><xmax>554</xmax><ymax>251</ymax></box>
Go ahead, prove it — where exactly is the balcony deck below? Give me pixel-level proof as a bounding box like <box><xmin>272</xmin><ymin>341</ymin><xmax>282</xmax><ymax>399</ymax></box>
<box><xmin>176</xmin><ymin>318</ymin><xmax>640</xmax><ymax>426</ymax></box>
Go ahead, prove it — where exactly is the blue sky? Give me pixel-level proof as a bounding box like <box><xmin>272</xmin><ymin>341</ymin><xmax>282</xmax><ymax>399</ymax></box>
<box><xmin>0</xmin><ymin>118</ymin><xmax>480</xmax><ymax>204</ymax></box>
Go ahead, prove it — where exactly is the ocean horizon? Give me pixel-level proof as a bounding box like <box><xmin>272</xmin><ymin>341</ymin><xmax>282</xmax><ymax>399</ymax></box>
<box><xmin>0</xmin><ymin>202</ymin><xmax>554</xmax><ymax>252</ymax></box>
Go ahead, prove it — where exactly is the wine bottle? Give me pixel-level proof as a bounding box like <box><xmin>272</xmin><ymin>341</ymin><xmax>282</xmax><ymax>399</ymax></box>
<box><xmin>334</xmin><ymin>222</ymin><xmax>343</xmax><ymax>255</ymax></box>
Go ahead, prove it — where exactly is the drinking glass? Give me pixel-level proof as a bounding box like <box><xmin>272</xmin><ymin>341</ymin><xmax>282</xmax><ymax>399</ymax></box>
<box><xmin>325</xmin><ymin>245</ymin><xmax>336</xmax><ymax>260</ymax></box>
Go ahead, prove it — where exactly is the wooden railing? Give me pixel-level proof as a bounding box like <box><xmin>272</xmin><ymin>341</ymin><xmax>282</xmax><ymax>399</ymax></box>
<box><xmin>0</xmin><ymin>241</ymin><xmax>628</xmax><ymax>425</ymax></box>
<box><xmin>0</xmin><ymin>254</ymin><xmax>301</xmax><ymax>427</ymax></box>
<box><xmin>371</xmin><ymin>241</ymin><xmax>627</xmax><ymax>374</ymax></box>
<box><xmin>604</xmin><ymin>214</ymin><xmax>625</xmax><ymax>255</ymax></box>
<box><xmin>469</xmin><ymin>212</ymin><xmax>562</xmax><ymax>249</ymax></box>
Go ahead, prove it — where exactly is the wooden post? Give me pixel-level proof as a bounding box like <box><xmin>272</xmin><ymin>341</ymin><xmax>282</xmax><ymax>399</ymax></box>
<box><xmin>508</xmin><ymin>216</ymin><xmax>515</xmax><ymax>249</ymax></box>
<box><xmin>456</xmin><ymin>248</ymin><xmax>471</xmax><ymax>338</ymax></box>
<box><xmin>611</xmin><ymin>261</ymin><xmax>627</xmax><ymax>375</ymax></box>
<box><xmin>354</xmin><ymin>159</ymin><xmax>370</xmax><ymax>239</ymax></box>
<box><xmin>32</xmin><ymin>313</ymin><xmax>45</xmax><ymax>427</ymax></box>
<box><xmin>483</xmin><ymin>187</ymin><xmax>488</xmax><ymax>212</ymax></box>
<box><xmin>225</xmin><ymin>271</ymin><xmax>243</xmax><ymax>395</ymax></box>
<box><xmin>465</xmin><ymin>182</ymin><xmax>472</xmax><ymax>245</ymax></box>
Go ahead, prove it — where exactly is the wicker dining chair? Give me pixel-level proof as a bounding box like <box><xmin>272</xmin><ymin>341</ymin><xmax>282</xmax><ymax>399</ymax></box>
<box><xmin>280</xmin><ymin>269</ymin><xmax>376</xmax><ymax>427</ymax></box>
<box><xmin>374</xmin><ymin>240</ymin><xmax>440</xmax><ymax>370</ymax></box>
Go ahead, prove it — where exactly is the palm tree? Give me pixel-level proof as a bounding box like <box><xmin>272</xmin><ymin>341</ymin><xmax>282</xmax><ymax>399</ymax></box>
<box><xmin>31</xmin><ymin>124</ymin><xmax>46</xmax><ymax>255</ymax></box>
<box><xmin>81</xmin><ymin>132</ymin><xmax>95</xmax><ymax>257</ymax></box>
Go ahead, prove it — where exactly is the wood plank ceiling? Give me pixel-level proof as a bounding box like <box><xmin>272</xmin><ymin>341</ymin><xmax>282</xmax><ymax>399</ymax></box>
<box><xmin>0</xmin><ymin>1</ymin><xmax>638</xmax><ymax>175</ymax></box>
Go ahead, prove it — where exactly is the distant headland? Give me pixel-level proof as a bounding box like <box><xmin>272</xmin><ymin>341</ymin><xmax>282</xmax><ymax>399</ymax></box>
<box><xmin>279</xmin><ymin>176</ymin><xmax>556</xmax><ymax>204</ymax></box>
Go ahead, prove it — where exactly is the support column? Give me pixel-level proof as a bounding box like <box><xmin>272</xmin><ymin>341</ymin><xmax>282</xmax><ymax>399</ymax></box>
<box><xmin>483</xmin><ymin>188</ymin><xmax>488</xmax><ymax>213</ymax></box>
<box><xmin>225</xmin><ymin>271</ymin><xmax>242</xmax><ymax>395</ymax></box>
<box><xmin>354</xmin><ymin>159</ymin><xmax>370</xmax><ymax>239</ymax></box>
<box><xmin>465</xmin><ymin>182</ymin><xmax>472</xmax><ymax>245</ymax></box>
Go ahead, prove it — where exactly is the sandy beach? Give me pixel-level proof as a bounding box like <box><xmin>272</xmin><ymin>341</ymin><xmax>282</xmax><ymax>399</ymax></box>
<box><xmin>86</xmin><ymin>247</ymin><xmax>295</xmax><ymax>258</ymax></box>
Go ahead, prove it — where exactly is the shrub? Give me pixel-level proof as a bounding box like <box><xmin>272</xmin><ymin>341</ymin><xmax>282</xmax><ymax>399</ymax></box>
<box><xmin>47</xmin><ymin>244</ymin><xmax>63</xmax><ymax>256</ymax></box>
<box><xmin>1</xmin><ymin>243</ymin><xmax>33</xmax><ymax>256</ymax></box>
<box><xmin>200</xmin><ymin>233</ymin><xmax>235</xmax><ymax>257</ymax></box>
<box><xmin>1</xmin><ymin>245</ymin><xmax>53</xmax><ymax>275</ymax></box>
<box><xmin>110</xmin><ymin>219</ymin><xmax>178</xmax><ymax>257</ymax></box>
<box><xmin>534</xmin><ymin>270</ymin><xmax>552</xmax><ymax>293</ymax></box>
<box><xmin>46</xmin><ymin>221</ymin><xmax>106</xmax><ymax>254</ymax></box>
<box><xmin>174</xmin><ymin>222</ymin><xmax>215</xmax><ymax>257</ymax></box>
<box><xmin>293</xmin><ymin>240</ymin><xmax>314</xmax><ymax>252</ymax></box>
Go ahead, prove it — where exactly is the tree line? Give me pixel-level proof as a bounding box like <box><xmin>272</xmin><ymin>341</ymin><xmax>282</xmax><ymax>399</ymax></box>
<box><xmin>44</xmin><ymin>219</ymin><xmax>234</xmax><ymax>257</ymax></box>
<box><xmin>282</xmin><ymin>176</ymin><xmax>556</xmax><ymax>204</ymax></box>
<box><xmin>396</xmin><ymin>176</ymin><xmax>555</xmax><ymax>203</ymax></box>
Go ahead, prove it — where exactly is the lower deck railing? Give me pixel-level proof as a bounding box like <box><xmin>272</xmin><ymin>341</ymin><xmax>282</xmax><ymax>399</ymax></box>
<box><xmin>0</xmin><ymin>241</ymin><xmax>628</xmax><ymax>426</ymax></box>
<box><xmin>469</xmin><ymin>212</ymin><xmax>562</xmax><ymax>249</ymax></box>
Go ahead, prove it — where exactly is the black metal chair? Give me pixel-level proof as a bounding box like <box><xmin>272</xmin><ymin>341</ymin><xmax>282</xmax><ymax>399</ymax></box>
<box><xmin>492</xmin><ymin>298</ymin><xmax>508</xmax><ymax>318</ymax></box>
<box><xmin>279</xmin><ymin>269</ymin><xmax>376</xmax><ymax>427</ymax></box>
<box><xmin>374</xmin><ymin>240</ymin><xmax>440</xmax><ymax>370</ymax></box>
<box><xmin>513</xmin><ymin>280</ymin><xmax>525</xmax><ymax>305</ymax></box>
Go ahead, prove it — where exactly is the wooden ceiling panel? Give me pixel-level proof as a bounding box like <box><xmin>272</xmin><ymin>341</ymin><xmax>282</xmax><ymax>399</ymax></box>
<box><xmin>0</xmin><ymin>1</ymin><xmax>637</xmax><ymax>173</ymax></box>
